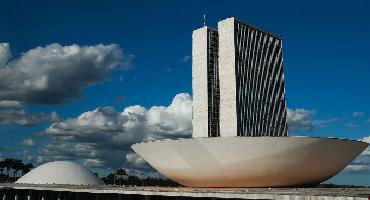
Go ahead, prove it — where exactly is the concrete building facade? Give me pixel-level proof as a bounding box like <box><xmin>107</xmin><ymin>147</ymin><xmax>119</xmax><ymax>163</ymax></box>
<box><xmin>218</xmin><ymin>17</ymin><xmax>288</xmax><ymax>137</ymax></box>
<box><xmin>192</xmin><ymin>26</ymin><xmax>220</xmax><ymax>138</ymax></box>
<box><xmin>192</xmin><ymin>17</ymin><xmax>288</xmax><ymax>137</ymax></box>
<box><xmin>133</xmin><ymin>17</ymin><xmax>368</xmax><ymax>188</ymax></box>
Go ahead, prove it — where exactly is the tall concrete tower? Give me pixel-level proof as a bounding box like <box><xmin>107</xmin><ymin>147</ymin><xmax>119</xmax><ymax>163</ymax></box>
<box><xmin>218</xmin><ymin>17</ymin><xmax>288</xmax><ymax>137</ymax></box>
<box><xmin>192</xmin><ymin>26</ymin><xmax>220</xmax><ymax>138</ymax></box>
<box><xmin>192</xmin><ymin>17</ymin><xmax>288</xmax><ymax>138</ymax></box>
<box><xmin>133</xmin><ymin>17</ymin><xmax>368</xmax><ymax>188</ymax></box>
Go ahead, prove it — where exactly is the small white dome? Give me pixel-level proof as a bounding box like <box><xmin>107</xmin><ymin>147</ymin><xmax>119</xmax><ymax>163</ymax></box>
<box><xmin>16</xmin><ymin>161</ymin><xmax>104</xmax><ymax>185</ymax></box>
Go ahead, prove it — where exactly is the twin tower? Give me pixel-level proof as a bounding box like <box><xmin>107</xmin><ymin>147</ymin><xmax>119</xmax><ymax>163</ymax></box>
<box><xmin>192</xmin><ymin>17</ymin><xmax>288</xmax><ymax>138</ymax></box>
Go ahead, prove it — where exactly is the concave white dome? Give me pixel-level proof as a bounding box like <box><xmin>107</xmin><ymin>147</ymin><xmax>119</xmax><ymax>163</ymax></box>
<box><xmin>16</xmin><ymin>161</ymin><xmax>104</xmax><ymax>185</ymax></box>
<box><xmin>132</xmin><ymin>137</ymin><xmax>368</xmax><ymax>187</ymax></box>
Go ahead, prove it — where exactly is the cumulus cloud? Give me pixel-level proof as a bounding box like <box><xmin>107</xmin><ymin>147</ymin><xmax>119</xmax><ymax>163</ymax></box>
<box><xmin>286</xmin><ymin>108</ymin><xmax>336</xmax><ymax>131</ymax></box>
<box><xmin>36</xmin><ymin>96</ymin><xmax>338</xmax><ymax>175</ymax></box>
<box><xmin>32</xmin><ymin>91</ymin><xmax>338</xmax><ymax>175</ymax></box>
<box><xmin>287</xmin><ymin>108</ymin><xmax>316</xmax><ymax>131</ymax></box>
<box><xmin>22</xmin><ymin>139</ymin><xmax>36</xmax><ymax>147</ymax></box>
<box><xmin>0</xmin><ymin>43</ymin><xmax>133</xmax><ymax>104</ymax></box>
<box><xmin>0</xmin><ymin>109</ymin><xmax>49</xmax><ymax>126</ymax></box>
<box><xmin>126</xmin><ymin>152</ymin><xmax>146</xmax><ymax>168</ymax></box>
<box><xmin>37</xmin><ymin>93</ymin><xmax>192</xmax><ymax>172</ymax></box>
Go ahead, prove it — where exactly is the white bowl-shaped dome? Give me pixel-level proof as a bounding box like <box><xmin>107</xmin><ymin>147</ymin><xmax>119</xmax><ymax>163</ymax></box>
<box><xmin>16</xmin><ymin>161</ymin><xmax>104</xmax><ymax>185</ymax></box>
<box><xmin>132</xmin><ymin>136</ymin><xmax>368</xmax><ymax>187</ymax></box>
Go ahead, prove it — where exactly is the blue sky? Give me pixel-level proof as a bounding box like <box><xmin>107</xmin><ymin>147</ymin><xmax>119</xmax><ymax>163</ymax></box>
<box><xmin>0</xmin><ymin>0</ymin><xmax>370</xmax><ymax>185</ymax></box>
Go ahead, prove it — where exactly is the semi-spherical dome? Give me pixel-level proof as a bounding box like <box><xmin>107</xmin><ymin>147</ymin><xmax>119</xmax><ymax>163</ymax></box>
<box><xmin>16</xmin><ymin>161</ymin><xmax>104</xmax><ymax>185</ymax></box>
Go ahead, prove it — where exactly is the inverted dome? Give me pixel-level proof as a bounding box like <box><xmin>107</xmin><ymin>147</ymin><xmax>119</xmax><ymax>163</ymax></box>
<box><xmin>16</xmin><ymin>161</ymin><xmax>104</xmax><ymax>185</ymax></box>
<box><xmin>132</xmin><ymin>137</ymin><xmax>368</xmax><ymax>187</ymax></box>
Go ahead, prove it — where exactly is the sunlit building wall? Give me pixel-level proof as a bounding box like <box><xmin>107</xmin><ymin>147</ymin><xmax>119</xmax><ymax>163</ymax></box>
<box><xmin>218</xmin><ymin>17</ymin><xmax>288</xmax><ymax>137</ymax></box>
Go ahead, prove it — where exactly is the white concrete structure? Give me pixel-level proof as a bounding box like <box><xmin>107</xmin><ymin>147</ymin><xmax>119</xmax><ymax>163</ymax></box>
<box><xmin>193</xmin><ymin>18</ymin><xmax>288</xmax><ymax>138</ymax></box>
<box><xmin>192</xmin><ymin>26</ymin><xmax>209</xmax><ymax>138</ymax></box>
<box><xmin>218</xmin><ymin>18</ymin><xmax>238</xmax><ymax>137</ymax></box>
<box><xmin>16</xmin><ymin>161</ymin><xmax>104</xmax><ymax>185</ymax></box>
<box><xmin>132</xmin><ymin>17</ymin><xmax>369</xmax><ymax>188</ymax></box>
<box><xmin>218</xmin><ymin>17</ymin><xmax>288</xmax><ymax>137</ymax></box>
<box><xmin>192</xmin><ymin>26</ymin><xmax>220</xmax><ymax>138</ymax></box>
<box><xmin>133</xmin><ymin>137</ymin><xmax>368</xmax><ymax>187</ymax></box>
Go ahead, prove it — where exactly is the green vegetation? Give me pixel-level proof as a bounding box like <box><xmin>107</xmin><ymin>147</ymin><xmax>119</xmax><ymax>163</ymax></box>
<box><xmin>0</xmin><ymin>158</ymin><xmax>34</xmax><ymax>183</ymax></box>
<box><xmin>101</xmin><ymin>168</ymin><xmax>179</xmax><ymax>187</ymax></box>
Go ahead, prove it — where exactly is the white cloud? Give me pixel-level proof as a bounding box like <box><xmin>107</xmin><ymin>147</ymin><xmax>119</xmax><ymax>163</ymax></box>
<box><xmin>287</xmin><ymin>108</ymin><xmax>336</xmax><ymax>131</ymax></box>
<box><xmin>0</xmin><ymin>109</ymin><xmax>48</xmax><ymax>126</ymax></box>
<box><xmin>312</xmin><ymin>118</ymin><xmax>337</xmax><ymax>128</ymax></box>
<box><xmin>0</xmin><ymin>109</ymin><xmax>65</xmax><ymax>127</ymax></box>
<box><xmin>0</xmin><ymin>43</ymin><xmax>133</xmax><ymax>104</ymax></box>
<box><xmin>22</xmin><ymin>139</ymin><xmax>36</xmax><ymax>147</ymax></box>
<box><xmin>287</xmin><ymin>108</ymin><xmax>316</xmax><ymax>131</ymax></box>
<box><xmin>0</xmin><ymin>43</ymin><xmax>11</xmax><ymax>67</ymax></box>
<box><xmin>363</xmin><ymin>137</ymin><xmax>370</xmax><ymax>143</ymax></box>
<box><xmin>344</xmin><ymin>136</ymin><xmax>370</xmax><ymax>173</ymax></box>
<box><xmin>83</xmin><ymin>159</ymin><xmax>105</xmax><ymax>168</ymax></box>
<box><xmin>126</xmin><ymin>152</ymin><xmax>146</xmax><ymax>168</ymax></box>
<box><xmin>38</xmin><ymin>93</ymin><xmax>192</xmax><ymax>172</ymax></box>
<box><xmin>344</xmin><ymin>164</ymin><xmax>370</xmax><ymax>172</ymax></box>
<box><xmin>37</xmin><ymin>96</ymin><xmax>339</xmax><ymax>175</ymax></box>
<box><xmin>0</xmin><ymin>100</ymin><xmax>22</xmax><ymax>109</ymax></box>
<box><xmin>145</xmin><ymin>93</ymin><xmax>192</xmax><ymax>140</ymax></box>
<box><xmin>352</xmin><ymin>112</ymin><xmax>364</xmax><ymax>117</ymax></box>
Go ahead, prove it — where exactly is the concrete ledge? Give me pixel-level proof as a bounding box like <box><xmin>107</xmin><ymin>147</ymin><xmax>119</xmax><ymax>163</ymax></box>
<box><xmin>1</xmin><ymin>184</ymin><xmax>370</xmax><ymax>200</ymax></box>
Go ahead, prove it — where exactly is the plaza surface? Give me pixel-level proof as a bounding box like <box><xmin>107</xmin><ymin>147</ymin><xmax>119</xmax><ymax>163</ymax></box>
<box><xmin>1</xmin><ymin>183</ymin><xmax>370</xmax><ymax>200</ymax></box>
